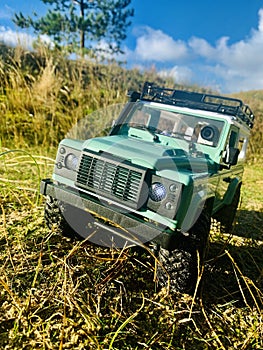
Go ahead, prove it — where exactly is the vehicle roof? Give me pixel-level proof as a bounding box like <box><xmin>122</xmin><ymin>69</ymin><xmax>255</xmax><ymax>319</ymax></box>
<box><xmin>131</xmin><ymin>81</ymin><xmax>255</xmax><ymax>130</ymax></box>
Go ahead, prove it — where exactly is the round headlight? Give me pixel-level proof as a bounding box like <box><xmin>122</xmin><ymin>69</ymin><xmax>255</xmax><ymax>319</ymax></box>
<box><xmin>65</xmin><ymin>153</ymin><xmax>79</xmax><ymax>170</ymax></box>
<box><xmin>149</xmin><ymin>182</ymin><xmax>167</xmax><ymax>202</ymax></box>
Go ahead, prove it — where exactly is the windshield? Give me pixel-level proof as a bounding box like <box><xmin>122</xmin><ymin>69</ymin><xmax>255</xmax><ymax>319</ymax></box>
<box><xmin>116</xmin><ymin>102</ymin><xmax>225</xmax><ymax>147</ymax></box>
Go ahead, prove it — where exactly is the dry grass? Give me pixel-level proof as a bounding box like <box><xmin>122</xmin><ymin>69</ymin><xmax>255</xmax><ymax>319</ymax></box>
<box><xmin>0</xmin><ymin>149</ymin><xmax>262</xmax><ymax>350</ymax></box>
<box><xmin>0</xmin><ymin>44</ymin><xmax>263</xmax><ymax>349</ymax></box>
<box><xmin>0</xmin><ymin>44</ymin><xmax>174</xmax><ymax>151</ymax></box>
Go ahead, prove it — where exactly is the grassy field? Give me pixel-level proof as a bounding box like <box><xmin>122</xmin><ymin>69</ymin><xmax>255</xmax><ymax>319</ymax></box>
<box><xmin>0</xmin><ymin>149</ymin><xmax>262</xmax><ymax>349</ymax></box>
<box><xmin>0</xmin><ymin>45</ymin><xmax>263</xmax><ymax>349</ymax></box>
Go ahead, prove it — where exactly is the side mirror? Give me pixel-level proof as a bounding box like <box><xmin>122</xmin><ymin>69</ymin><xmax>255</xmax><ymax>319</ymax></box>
<box><xmin>224</xmin><ymin>147</ymin><xmax>240</xmax><ymax>166</ymax></box>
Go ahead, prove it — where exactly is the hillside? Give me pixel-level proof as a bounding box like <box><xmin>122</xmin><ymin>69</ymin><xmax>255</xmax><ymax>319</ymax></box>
<box><xmin>231</xmin><ymin>90</ymin><xmax>263</xmax><ymax>161</ymax></box>
<box><xmin>0</xmin><ymin>43</ymin><xmax>262</xmax><ymax>160</ymax></box>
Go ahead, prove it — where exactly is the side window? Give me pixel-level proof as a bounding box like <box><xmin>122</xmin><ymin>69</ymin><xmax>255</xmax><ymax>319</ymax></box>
<box><xmin>227</xmin><ymin>128</ymin><xmax>249</xmax><ymax>160</ymax></box>
<box><xmin>222</xmin><ymin>127</ymin><xmax>240</xmax><ymax>165</ymax></box>
<box><xmin>238</xmin><ymin>134</ymin><xmax>249</xmax><ymax>160</ymax></box>
<box><xmin>229</xmin><ymin>129</ymin><xmax>238</xmax><ymax>148</ymax></box>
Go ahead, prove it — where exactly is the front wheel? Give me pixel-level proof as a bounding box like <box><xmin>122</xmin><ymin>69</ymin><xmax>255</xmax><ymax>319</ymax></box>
<box><xmin>44</xmin><ymin>195</ymin><xmax>78</xmax><ymax>239</ymax></box>
<box><xmin>44</xmin><ymin>195</ymin><xmax>96</xmax><ymax>240</ymax></box>
<box><xmin>156</xmin><ymin>209</ymin><xmax>211</xmax><ymax>294</ymax></box>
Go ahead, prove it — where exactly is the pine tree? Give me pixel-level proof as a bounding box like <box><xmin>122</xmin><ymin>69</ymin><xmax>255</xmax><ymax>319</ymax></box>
<box><xmin>13</xmin><ymin>0</ymin><xmax>134</xmax><ymax>55</ymax></box>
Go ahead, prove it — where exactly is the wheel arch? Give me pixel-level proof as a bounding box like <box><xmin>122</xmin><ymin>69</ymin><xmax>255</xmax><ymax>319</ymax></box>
<box><xmin>179</xmin><ymin>193</ymin><xmax>214</xmax><ymax>233</ymax></box>
<box><xmin>223</xmin><ymin>178</ymin><xmax>242</xmax><ymax>206</ymax></box>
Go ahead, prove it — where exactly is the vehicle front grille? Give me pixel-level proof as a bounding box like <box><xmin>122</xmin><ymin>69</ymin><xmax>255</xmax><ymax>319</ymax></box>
<box><xmin>76</xmin><ymin>151</ymin><xmax>147</xmax><ymax>210</ymax></box>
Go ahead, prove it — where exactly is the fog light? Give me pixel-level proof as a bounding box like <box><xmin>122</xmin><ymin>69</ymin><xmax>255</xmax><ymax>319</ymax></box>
<box><xmin>169</xmin><ymin>183</ymin><xmax>178</xmax><ymax>192</ymax></box>
<box><xmin>59</xmin><ymin>146</ymin><xmax>66</xmax><ymax>154</ymax></box>
<box><xmin>149</xmin><ymin>182</ymin><xmax>166</xmax><ymax>202</ymax></box>
<box><xmin>165</xmin><ymin>202</ymin><xmax>174</xmax><ymax>210</ymax></box>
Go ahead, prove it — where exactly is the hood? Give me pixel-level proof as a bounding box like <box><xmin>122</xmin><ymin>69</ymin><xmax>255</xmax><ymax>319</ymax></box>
<box><xmin>83</xmin><ymin>135</ymin><xmax>216</xmax><ymax>174</ymax></box>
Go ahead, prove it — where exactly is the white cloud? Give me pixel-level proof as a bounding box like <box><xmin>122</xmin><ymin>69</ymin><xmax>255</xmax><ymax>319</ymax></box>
<box><xmin>1</xmin><ymin>7</ymin><xmax>263</xmax><ymax>92</ymax></box>
<box><xmin>189</xmin><ymin>10</ymin><xmax>263</xmax><ymax>71</ymax></box>
<box><xmin>258</xmin><ymin>8</ymin><xmax>263</xmax><ymax>32</ymax></box>
<box><xmin>187</xmin><ymin>8</ymin><xmax>263</xmax><ymax>91</ymax></box>
<box><xmin>130</xmin><ymin>8</ymin><xmax>263</xmax><ymax>92</ymax></box>
<box><xmin>133</xmin><ymin>26</ymin><xmax>188</xmax><ymax>62</ymax></box>
<box><xmin>0</xmin><ymin>26</ymin><xmax>52</xmax><ymax>49</ymax></box>
<box><xmin>0</xmin><ymin>26</ymin><xmax>34</xmax><ymax>48</ymax></box>
<box><xmin>158</xmin><ymin>66</ymin><xmax>193</xmax><ymax>84</ymax></box>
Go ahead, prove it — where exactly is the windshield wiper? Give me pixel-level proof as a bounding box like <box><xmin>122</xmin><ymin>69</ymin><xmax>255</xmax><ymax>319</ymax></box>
<box><xmin>132</xmin><ymin>125</ymin><xmax>160</xmax><ymax>142</ymax></box>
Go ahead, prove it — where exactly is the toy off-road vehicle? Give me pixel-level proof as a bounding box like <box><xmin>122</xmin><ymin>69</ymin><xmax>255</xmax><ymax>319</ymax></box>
<box><xmin>40</xmin><ymin>82</ymin><xmax>255</xmax><ymax>293</ymax></box>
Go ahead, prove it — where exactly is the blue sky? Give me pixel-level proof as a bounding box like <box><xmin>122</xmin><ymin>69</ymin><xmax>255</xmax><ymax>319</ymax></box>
<box><xmin>1</xmin><ymin>0</ymin><xmax>263</xmax><ymax>93</ymax></box>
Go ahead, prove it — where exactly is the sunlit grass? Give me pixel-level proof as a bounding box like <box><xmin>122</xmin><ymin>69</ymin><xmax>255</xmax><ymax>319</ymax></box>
<box><xmin>0</xmin><ymin>148</ymin><xmax>55</xmax><ymax>209</ymax></box>
<box><xmin>0</xmin><ymin>44</ymin><xmax>262</xmax><ymax>349</ymax></box>
<box><xmin>0</xmin><ymin>149</ymin><xmax>262</xmax><ymax>349</ymax></box>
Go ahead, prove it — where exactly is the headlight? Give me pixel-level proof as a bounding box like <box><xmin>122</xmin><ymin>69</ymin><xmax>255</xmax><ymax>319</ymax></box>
<box><xmin>65</xmin><ymin>153</ymin><xmax>79</xmax><ymax>170</ymax></box>
<box><xmin>147</xmin><ymin>176</ymin><xmax>182</xmax><ymax>219</ymax></box>
<box><xmin>149</xmin><ymin>182</ymin><xmax>167</xmax><ymax>202</ymax></box>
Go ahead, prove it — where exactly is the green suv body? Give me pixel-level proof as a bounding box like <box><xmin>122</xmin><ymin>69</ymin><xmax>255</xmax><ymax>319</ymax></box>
<box><xmin>40</xmin><ymin>82</ymin><xmax>255</xmax><ymax>293</ymax></box>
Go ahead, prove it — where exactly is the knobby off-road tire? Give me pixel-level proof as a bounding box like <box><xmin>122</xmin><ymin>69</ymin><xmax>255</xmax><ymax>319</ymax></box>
<box><xmin>44</xmin><ymin>195</ymin><xmax>78</xmax><ymax>239</ymax></box>
<box><xmin>157</xmin><ymin>209</ymin><xmax>211</xmax><ymax>294</ymax></box>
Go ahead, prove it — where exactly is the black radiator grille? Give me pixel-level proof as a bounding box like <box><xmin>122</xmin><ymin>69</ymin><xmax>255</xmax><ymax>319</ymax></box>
<box><xmin>76</xmin><ymin>152</ymin><xmax>146</xmax><ymax>209</ymax></box>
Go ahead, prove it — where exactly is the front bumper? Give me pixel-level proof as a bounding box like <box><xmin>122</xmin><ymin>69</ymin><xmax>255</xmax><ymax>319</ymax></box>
<box><xmin>40</xmin><ymin>179</ymin><xmax>179</xmax><ymax>248</ymax></box>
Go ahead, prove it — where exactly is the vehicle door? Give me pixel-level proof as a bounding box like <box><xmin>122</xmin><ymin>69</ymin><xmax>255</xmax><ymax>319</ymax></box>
<box><xmin>214</xmin><ymin>126</ymin><xmax>243</xmax><ymax>211</ymax></box>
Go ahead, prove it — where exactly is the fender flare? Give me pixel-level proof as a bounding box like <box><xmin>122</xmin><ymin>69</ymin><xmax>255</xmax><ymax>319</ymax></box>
<box><xmin>180</xmin><ymin>191</ymin><xmax>214</xmax><ymax>233</ymax></box>
<box><xmin>223</xmin><ymin>178</ymin><xmax>242</xmax><ymax>206</ymax></box>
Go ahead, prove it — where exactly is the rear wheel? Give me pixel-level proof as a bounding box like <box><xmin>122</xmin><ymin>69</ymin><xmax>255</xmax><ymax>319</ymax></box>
<box><xmin>157</xmin><ymin>209</ymin><xmax>211</xmax><ymax>294</ymax></box>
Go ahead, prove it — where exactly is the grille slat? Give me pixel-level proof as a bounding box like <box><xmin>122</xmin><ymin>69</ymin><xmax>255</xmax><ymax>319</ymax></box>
<box><xmin>76</xmin><ymin>152</ymin><xmax>146</xmax><ymax>209</ymax></box>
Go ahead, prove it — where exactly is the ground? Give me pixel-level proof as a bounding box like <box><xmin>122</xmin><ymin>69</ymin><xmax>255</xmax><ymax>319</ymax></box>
<box><xmin>0</xmin><ymin>152</ymin><xmax>262</xmax><ymax>349</ymax></box>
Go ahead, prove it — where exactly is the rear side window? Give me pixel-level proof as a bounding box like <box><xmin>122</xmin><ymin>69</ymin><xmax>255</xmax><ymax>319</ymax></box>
<box><xmin>229</xmin><ymin>130</ymin><xmax>239</xmax><ymax>147</ymax></box>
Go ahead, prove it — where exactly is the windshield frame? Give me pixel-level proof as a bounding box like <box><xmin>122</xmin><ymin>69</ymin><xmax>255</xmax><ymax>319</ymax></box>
<box><xmin>114</xmin><ymin>101</ymin><xmax>226</xmax><ymax>148</ymax></box>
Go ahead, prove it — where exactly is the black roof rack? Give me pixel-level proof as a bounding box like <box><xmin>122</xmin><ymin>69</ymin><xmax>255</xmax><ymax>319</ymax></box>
<box><xmin>139</xmin><ymin>82</ymin><xmax>255</xmax><ymax>129</ymax></box>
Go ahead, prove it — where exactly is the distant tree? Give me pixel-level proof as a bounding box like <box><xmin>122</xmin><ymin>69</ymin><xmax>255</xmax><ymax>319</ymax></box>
<box><xmin>13</xmin><ymin>0</ymin><xmax>134</xmax><ymax>56</ymax></box>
